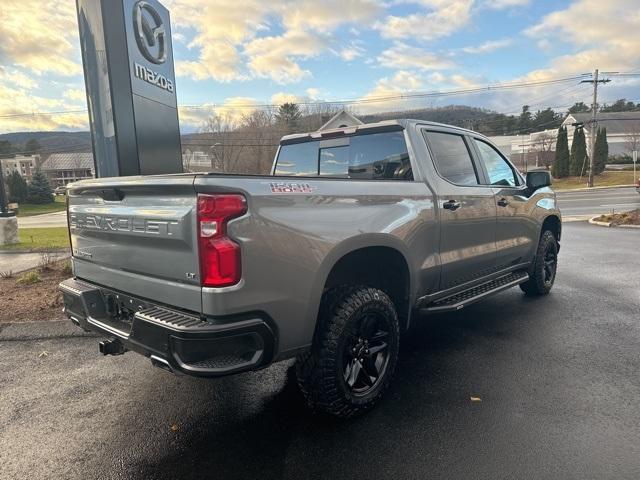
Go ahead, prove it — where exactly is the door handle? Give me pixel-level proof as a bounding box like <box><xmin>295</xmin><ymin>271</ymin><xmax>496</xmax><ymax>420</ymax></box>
<box><xmin>497</xmin><ymin>198</ymin><xmax>509</xmax><ymax>207</ymax></box>
<box><xmin>442</xmin><ymin>200</ymin><xmax>461</xmax><ymax>211</ymax></box>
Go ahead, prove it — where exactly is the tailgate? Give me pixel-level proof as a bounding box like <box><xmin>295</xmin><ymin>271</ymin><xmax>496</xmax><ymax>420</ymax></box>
<box><xmin>68</xmin><ymin>175</ymin><xmax>201</xmax><ymax>312</ymax></box>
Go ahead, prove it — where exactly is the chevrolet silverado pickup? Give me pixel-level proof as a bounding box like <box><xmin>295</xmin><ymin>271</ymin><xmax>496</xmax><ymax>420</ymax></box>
<box><xmin>60</xmin><ymin>119</ymin><xmax>561</xmax><ymax>417</ymax></box>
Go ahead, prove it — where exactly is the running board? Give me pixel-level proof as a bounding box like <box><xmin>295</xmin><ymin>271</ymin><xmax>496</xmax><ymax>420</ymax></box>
<box><xmin>421</xmin><ymin>271</ymin><xmax>529</xmax><ymax>313</ymax></box>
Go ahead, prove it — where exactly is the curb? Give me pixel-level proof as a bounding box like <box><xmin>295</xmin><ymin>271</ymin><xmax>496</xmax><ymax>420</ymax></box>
<box><xmin>556</xmin><ymin>184</ymin><xmax>636</xmax><ymax>193</ymax></box>
<box><xmin>0</xmin><ymin>249</ymin><xmax>69</xmax><ymax>255</ymax></box>
<box><xmin>588</xmin><ymin>217</ymin><xmax>612</xmax><ymax>227</ymax></box>
<box><xmin>589</xmin><ymin>216</ymin><xmax>640</xmax><ymax>229</ymax></box>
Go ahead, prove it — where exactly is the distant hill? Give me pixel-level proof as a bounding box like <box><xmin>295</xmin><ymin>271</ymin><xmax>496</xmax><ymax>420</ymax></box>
<box><xmin>0</xmin><ymin>131</ymin><xmax>92</xmax><ymax>155</ymax></box>
<box><xmin>360</xmin><ymin>105</ymin><xmax>518</xmax><ymax>136</ymax></box>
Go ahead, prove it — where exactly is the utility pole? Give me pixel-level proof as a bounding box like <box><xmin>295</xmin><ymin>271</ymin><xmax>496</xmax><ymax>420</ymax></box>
<box><xmin>581</xmin><ymin>69</ymin><xmax>610</xmax><ymax>187</ymax></box>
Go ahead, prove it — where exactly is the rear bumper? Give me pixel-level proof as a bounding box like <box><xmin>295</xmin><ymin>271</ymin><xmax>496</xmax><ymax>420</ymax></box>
<box><xmin>59</xmin><ymin>277</ymin><xmax>276</xmax><ymax>377</ymax></box>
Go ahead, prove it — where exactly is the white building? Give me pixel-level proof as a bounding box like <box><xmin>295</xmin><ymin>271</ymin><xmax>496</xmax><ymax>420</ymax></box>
<box><xmin>1</xmin><ymin>155</ymin><xmax>40</xmax><ymax>181</ymax></box>
<box><xmin>41</xmin><ymin>152</ymin><xmax>95</xmax><ymax>187</ymax></box>
<box><xmin>562</xmin><ymin>111</ymin><xmax>640</xmax><ymax>158</ymax></box>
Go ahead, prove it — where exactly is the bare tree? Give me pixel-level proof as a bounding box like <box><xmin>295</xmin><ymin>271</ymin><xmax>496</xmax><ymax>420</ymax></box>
<box><xmin>200</xmin><ymin>113</ymin><xmax>247</xmax><ymax>173</ymax></box>
<box><xmin>529</xmin><ymin>131</ymin><xmax>556</xmax><ymax>168</ymax></box>
<box><xmin>624</xmin><ymin>131</ymin><xmax>640</xmax><ymax>157</ymax></box>
<box><xmin>239</xmin><ymin>108</ymin><xmax>279</xmax><ymax>174</ymax></box>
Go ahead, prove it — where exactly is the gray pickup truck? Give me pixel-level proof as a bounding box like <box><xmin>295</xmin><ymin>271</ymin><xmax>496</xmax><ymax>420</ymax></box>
<box><xmin>60</xmin><ymin>119</ymin><xmax>561</xmax><ymax>417</ymax></box>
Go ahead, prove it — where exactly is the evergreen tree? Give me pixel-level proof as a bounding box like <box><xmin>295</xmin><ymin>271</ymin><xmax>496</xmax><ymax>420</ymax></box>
<box><xmin>26</xmin><ymin>170</ymin><xmax>53</xmax><ymax>204</ymax></box>
<box><xmin>0</xmin><ymin>140</ymin><xmax>13</xmax><ymax>158</ymax></box>
<box><xmin>7</xmin><ymin>170</ymin><xmax>28</xmax><ymax>203</ymax></box>
<box><xmin>533</xmin><ymin>108</ymin><xmax>561</xmax><ymax>129</ymax></box>
<box><xmin>552</xmin><ymin>126</ymin><xmax>570</xmax><ymax>178</ymax></box>
<box><xmin>569</xmin><ymin>128</ymin><xmax>588</xmax><ymax>176</ymax></box>
<box><xmin>275</xmin><ymin>103</ymin><xmax>302</xmax><ymax>133</ymax></box>
<box><xmin>517</xmin><ymin>105</ymin><xmax>533</xmax><ymax>133</ymax></box>
<box><xmin>593</xmin><ymin>127</ymin><xmax>608</xmax><ymax>175</ymax></box>
<box><xmin>568</xmin><ymin>102</ymin><xmax>590</xmax><ymax>114</ymax></box>
<box><xmin>24</xmin><ymin>138</ymin><xmax>41</xmax><ymax>155</ymax></box>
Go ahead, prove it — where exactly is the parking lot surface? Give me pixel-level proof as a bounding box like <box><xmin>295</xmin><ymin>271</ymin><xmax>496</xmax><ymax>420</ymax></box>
<box><xmin>1</xmin><ymin>222</ymin><xmax>639</xmax><ymax>480</ymax></box>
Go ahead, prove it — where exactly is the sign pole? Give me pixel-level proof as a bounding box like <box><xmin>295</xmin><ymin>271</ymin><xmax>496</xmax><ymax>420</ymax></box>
<box><xmin>633</xmin><ymin>150</ymin><xmax>637</xmax><ymax>186</ymax></box>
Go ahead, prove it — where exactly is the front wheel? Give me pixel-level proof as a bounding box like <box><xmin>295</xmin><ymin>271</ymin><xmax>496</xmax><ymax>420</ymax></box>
<box><xmin>296</xmin><ymin>286</ymin><xmax>400</xmax><ymax>418</ymax></box>
<box><xmin>520</xmin><ymin>230</ymin><xmax>558</xmax><ymax>296</ymax></box>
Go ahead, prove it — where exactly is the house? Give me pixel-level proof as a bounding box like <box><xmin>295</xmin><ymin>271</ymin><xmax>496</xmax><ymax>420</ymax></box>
<box><xmin>182</xmin><ymin>148</ymin><xmax>213</xmax><ymax>172</ymax></box>
<box><xmin>41</xmin><ymin>152</ymin><xmax>95</xmax><ymax>187</ymax></box>
<box><xmin>562</xmin><ymin>111</ymin><xmax>640</xmax><ymax>158</ymax></box>
<box><xmin>318</xmin><ymin>110</ymin><xmax>364</xmax><ymax>131</ymax></box>
<box><xmin>0</xmin><ymin>155</ymin><xmax>40</xmax><ymax>181</ymax></box>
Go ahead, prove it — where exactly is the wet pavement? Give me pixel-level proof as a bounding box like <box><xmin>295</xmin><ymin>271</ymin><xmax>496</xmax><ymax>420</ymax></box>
<box><xmin>1</xmin><ymin>222</ymin><xmax>639</xmax><ymax>480</ymax></box>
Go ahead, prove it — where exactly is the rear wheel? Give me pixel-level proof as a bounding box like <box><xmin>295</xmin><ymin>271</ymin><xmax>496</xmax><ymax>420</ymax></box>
<box><xmin>520</xmin><ymin>230</ymin><xmax>558</xmax><ymax>296</ymax></box>
<box><xmin>296</xmin><ymin>286</ymin><xmax>400</xmax><ymax>418</ymax></box>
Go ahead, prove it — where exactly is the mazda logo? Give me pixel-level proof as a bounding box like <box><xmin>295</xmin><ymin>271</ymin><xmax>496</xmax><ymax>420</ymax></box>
<box><xmin>133</xmin><ymin>1</ymin><xmax>166</xmax><ymax>64</ymax></box>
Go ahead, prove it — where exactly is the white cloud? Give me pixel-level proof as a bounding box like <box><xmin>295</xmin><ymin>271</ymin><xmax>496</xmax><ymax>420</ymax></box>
<box><xmin>376</xmin><ymin>0</ymin><xmax>473</xmax><ymax>40</ymax></box>
<box><xmin>357</xmin><ymin>71</ymin><xmax>424</xmax><ymax>113</ymax></box>
<box><xmin>270</xmin><ymin>92</ymin><xmax>304</xmax><ymax>105</ymax></box>
<box><xmin>337</xmin><ymin>42</ymin><xmax>366</xmax><ymax>61</ymax></box>
<box><xmin>179</xmin><ymin>96</ymin><xmax>260</xmax><ymax>130</ymax></box>
<box><xmin>0</xmin><ymin>0</ymin><xmax>81</xmax><ymax>76</ymax></box>
<box><xmin>169</xmin><ymin>0</ymin><xmax>273</xmax><ymax>82</ymax></box>
<box><xmin>244</xmin><ymin>30</ymin><xmax>325</xmax><ymax>84</ymax></box>
<box><xmin>0</xmin><ymin>71</ymin><xmax>87</xmax><ymax>132</ymax></box>
<box><xmin>281</xmin><ymin>0</ymin><xmax>381</xmax><ymax>32</ymax></box>
<box><xmin>461</xmin><ymin>38</ymin><xmax>512</xmax><ymax>54</ymax></box>
<box><xmin>63</xmin><ymin>88</ymin><xmax>87</xmax><ymax>103</ymax></box>
<box><xmin>306</xmin><ymin>88</ymin><xmax>323</xmax><ymax>99</ymax></box>
<box><xmin>169</xmin><ymin>0</ymin><xmax>379</xmax><ymax>83</ymax></box>
<box><xmin>378</xmin><ymin>42</ymin><xmax>455</xmax><ymax>70</ymax></box>
<box><xmin>523</xmin><ymin>0</ymin><xmax>640</xmax><ymax>79</ymax></box>
<box><xmin>483</xmin><ymin>0</ymin><xmax>530</xmax><ymax>9</ymax></box>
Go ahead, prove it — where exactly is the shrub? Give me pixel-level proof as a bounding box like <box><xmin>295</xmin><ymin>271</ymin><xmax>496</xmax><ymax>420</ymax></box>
<box><xmin>16</xmin><ymin>271</ymin><xmax>42</xmax><ymax>285</ymax></box>
<box><xmin>62</xmin><ymin>261</ymin><xmax>72</xmax><ymax>275</ymax></box>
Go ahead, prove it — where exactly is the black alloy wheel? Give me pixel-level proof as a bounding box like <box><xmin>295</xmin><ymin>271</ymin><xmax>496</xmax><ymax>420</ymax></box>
<box><xmin>342</xmin><ymin>312</ymin><xmax>391</xmax><ymax>396</ymax></box>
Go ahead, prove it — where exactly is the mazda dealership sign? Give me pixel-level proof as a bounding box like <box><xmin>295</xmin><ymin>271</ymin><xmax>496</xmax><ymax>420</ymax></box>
<box><xmin>76</xmin><ymin>0</ymin><xmax>182</xmax><ymax>177</ymax></box>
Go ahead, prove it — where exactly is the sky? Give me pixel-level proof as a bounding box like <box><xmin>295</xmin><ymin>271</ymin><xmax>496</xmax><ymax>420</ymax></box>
<box><xmin>0</xmin><ymin>0</ymin><xmax>639</xmax><ymax>133</ymax></box>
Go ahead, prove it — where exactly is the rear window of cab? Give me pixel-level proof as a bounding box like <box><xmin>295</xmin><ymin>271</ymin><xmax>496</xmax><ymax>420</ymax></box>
<box><xmin>274</xmin><ymin>131</ymin><xmax>413</xmax><ymax>181</ymax></box>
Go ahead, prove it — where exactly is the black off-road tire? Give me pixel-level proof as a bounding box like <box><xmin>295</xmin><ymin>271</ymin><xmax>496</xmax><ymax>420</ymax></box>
<box><xmin>520</xmin><ymin>230</ymin><xmax>558</xmax><ymax>296</ymax></box>
<box><xmin>295</xmin><ymin>286</ymin><xmax>400</xmax><ymax>418</ymax></box>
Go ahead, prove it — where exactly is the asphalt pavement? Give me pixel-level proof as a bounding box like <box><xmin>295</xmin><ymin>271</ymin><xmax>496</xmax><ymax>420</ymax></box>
<box><xmin>14</xmin><ymin>187</ymin><xmax>639</xmax><ymax>229</ymax></box>
<box><xmin>1</xmin><ymin>221</ymin><xmax>639</xmax><ymax>480</ymax></box>
<box><xmin>557</xmin><ymin>186</ymin><xmax>639</xmax><ymax>218</ymax></box>
<box><xmin>17</xmin><ymin>211</ymin><xmax>68</xmax><ymax>229</ymax></box>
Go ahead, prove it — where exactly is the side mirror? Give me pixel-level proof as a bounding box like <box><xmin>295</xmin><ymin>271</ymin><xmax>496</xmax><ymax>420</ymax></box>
<box><xmin>526</xmin><ymin>171</ymin><xmax>552</xmax><ymax>192</ymax></box>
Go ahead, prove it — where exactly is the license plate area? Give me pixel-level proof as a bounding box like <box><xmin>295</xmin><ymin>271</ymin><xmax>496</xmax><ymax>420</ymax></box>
<box><xmin>100</xmin><ymin>290</ymin><xmax>150</xmax><ymax>335</ymax></box>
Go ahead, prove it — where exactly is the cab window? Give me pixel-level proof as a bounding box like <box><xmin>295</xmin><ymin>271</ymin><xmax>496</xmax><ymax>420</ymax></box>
<box><xmin>424</xmin><ymin>131</ymin><xmax>478</xmax><ymax>186</ymax></box>
<box><xmin>474</xmin><ymin>139</ymin><xmax>519</xmax><ymax>187</ymax></box>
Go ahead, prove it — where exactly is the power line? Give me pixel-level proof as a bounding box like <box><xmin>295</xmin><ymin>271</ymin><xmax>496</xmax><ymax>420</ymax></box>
<box><xmin>0</xmin><ymin>74</ymin><xmax>594</xmax><ymax>120</ymax></box>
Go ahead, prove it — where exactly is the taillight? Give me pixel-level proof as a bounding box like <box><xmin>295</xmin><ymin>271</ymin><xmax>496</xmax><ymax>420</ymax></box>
<box><xmin>197</xmin><ymin>194</ymin><xmax>247</xmax><ymax>287</ymax></box>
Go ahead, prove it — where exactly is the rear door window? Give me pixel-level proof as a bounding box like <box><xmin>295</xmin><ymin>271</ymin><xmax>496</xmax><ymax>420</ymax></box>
<box><xmin>273</xmin><ymin>141</ymin><xmax>318</xmax><ymax>176</ymax></box>
<box><xmin>275</xmin><ymin>131</ymin><xmax>413</xmax><ymax>180</ymax></box>
<box><xmin>424</xmin><ymin>131</ymin><xmax>478</xmax><ymax>186</ymax></box>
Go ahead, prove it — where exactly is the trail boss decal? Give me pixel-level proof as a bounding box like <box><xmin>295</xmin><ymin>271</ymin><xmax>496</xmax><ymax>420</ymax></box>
<box><xmin>269</xmin><ymin>182</ymin><xmax>316</xmax><ymax>194</ymax></box>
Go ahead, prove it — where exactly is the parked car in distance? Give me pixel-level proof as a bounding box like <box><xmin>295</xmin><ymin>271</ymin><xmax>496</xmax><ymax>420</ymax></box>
<box><xmin>60</xmin><ymin>119</ymin><xmax>561</xmax><ymax>417</ymax></box>
<box><xmin>54</xmin><ymin>186</ymin><xmax>67</xmax><ymax>196</ymax></box>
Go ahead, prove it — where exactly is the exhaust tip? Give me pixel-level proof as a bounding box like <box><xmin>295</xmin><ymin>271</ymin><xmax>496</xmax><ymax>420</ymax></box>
<box><xmin>150</xmin><ymin>355</ymin><xmax>174</xmax><ymax>374</ymax></box>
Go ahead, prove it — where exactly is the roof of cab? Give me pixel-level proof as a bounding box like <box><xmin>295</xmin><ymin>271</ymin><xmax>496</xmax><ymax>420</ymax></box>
<box><xmin>279</xmin><ymin>119</ymin><xmax>478</xmax><ymax>145</ymax></box>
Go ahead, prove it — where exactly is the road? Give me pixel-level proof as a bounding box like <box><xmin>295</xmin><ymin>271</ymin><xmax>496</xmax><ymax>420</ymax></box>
<box><xmin>557</xmin><ymin>186</ymin><xmax>639</xmax><ymax>218</ymax></box>
<box><xmin>1</xmin><ymin>222</ymin><xmax>639</xmax><ymax>480</ymax></box>
<box><xmin>15</xmin><ymin>188</ymin><xmax>639</xmax><ymax>229</ymax></box>
<box><xmin>17</xmin><ymin>211</ymin><xmax>67</xmax><ymax>228</ymax></box>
